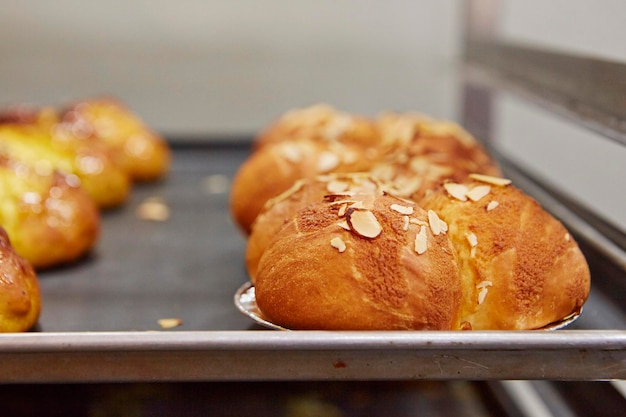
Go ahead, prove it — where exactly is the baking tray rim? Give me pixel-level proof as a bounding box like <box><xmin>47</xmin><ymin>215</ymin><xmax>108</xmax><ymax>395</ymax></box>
<box><xmin>0</xmin><ymin>330</ymin><xmax>624</xmax><ymax>382</ymax></box>
<box><xmin>1</xmin><ymin>329</ymin><xmax>625</xmax><ymax>352</ymax></box>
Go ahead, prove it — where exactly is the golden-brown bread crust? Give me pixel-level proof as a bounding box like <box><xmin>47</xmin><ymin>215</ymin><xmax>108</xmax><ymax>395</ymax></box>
<box><xmin>0</xmin><ymin>155</ymin><xmax>100</xmax><ymax>269</ymax></box>
<box><xmin>237</xmin><ymin>106</ymin><xmax>589</xmax><ymax>330</ymax></box>
<box><xmin>230</xmin><ymin>139</ymin><xmax>378</xmax><ymax>235</ymax></box>
<box><xmin>421</xmin><ymin>176</ymin><xmax>590</xmax><ymax>330</ymax></box>
<box><xmin>254</xmin><ymin>193</ymin><xmax>463</xmax><ymax>330</ymax></box>
<box><xmin>254</xmin><ymin>104</ymin><xmax>379</xmax><ymax>150</ymax></box>
<box><xmin>372</xmin><ymin>112</ymin><xmax>502</xmax><ymax>201</ymax></box>
<box><xmin>246</xmin><ymin>173</ymin><xmax>391</xmax><ymax>282</ymax></box>
<box><xmin>230</xmin><ymin>108</ymin><xmax>502</xmax><ymax>234</ymax></box>
<box><xmin>0</xmin><ymin>119</ymin><xmax>132</xmax><ymax>210</ymax></box>
<box><xmin>0</xmin><ymin>227</ymin><xmax>41</xmax><ymax>332</ymax></box>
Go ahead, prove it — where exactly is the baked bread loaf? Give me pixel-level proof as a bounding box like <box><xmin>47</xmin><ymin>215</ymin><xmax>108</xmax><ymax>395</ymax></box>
<box><xmin>231</xmin><ymin>138</ymin><xmax>378</xmax><ymax>235</ymax></box>
<box><xmin>0</xmin><ymin>110</ymin><xmax>131</xmax><ymax>209</ymax></box>
<box><xmin>230</xmin><ymin>106</ymin><xmax>501</xmax><ymax>235</ymax></box>
<box><xmin>246</xmin><ymin>173</ymin><xmax>391</xmax><ymax>281</ymax></box>
<box><xmin>60</xmin><ymin>98</ymin><xmax>171</xmax><ymax>182</ymax></box>
<box><xmin>237</xmin><ymin>106</ymin><xmax>590</xmax><ymax>330</ymax></box>
<box><xmin>0</xmin><ymin>154</ymin><xmax>100</xmax><ymax>269</ymax></box>
<box><xmin>0</xmin><ymin>227</ymin><xmax>41</xmax><ymax>332</ymax></box>
<box><xmin>254</xmin><ymin>193</ymin><xmax>463</xmax><ymax>330</ymax></box>
<box><xmin>253</xmin><ymin>174</ymin><xmax>590</xmax><ymax>330</ymax></box>
<box><xmin>420</xmin><ymin>174</ymin><xmax>590</xmax><ymax>330</ymax></box>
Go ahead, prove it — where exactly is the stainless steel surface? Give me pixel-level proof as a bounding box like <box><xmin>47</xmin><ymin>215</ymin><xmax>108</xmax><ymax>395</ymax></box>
<box><xmin>234</xmin><ymin>281</ymin><xmax>287</xmax><ymax>331</ymax></box>
<box><xmin>0</xmin><ymin>330</ymin><xmax>624</xmax><ymax>383</ymax></box>
<box><xmin>464</xmin><ymin>42</ymin><xmax>626</xmax><ymax>148</ymax></box>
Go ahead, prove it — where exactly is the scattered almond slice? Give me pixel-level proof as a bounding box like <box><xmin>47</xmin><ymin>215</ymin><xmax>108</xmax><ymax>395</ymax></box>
<box><xmin>347</xmin><ymin>209</ymin><xmax>382</xmax><ymax>238</ymax></box>
<box><xmin>280</xmin><ymin>143</ymin><xmax>303</xmax><ymax>163</ymax></box>
<box><xmin>158</xmin><ymin>318</ymin><xmax>183</xmax><ymax>329</ymax></box>
<box><xmin>427</xmin><ymin>210</ymin><xmax>445</xmax><ymax>235</ymax></box>
<box><xmin>317</xmin><ymin>151</ymin><xmax>340</xmax><ymax>173</ymax></box>
<box><xmin>337</xmin><ymin>203</ymin><xmax>348</xmax><ymax>217</ymax></box>
<box><xmin>349</xmin><ymin>201</ymin><xmax>365</xmax><ymax>209</ymax></box>
<box><xmin>266</xmin><ymin>179</ymin><xmax>305</xmax><ymax>207</ymax></box>
<box><xmin>402</xmin><ymin>215</ymin><xmax>410</xmax><ymax>231</ymax></box>
<box><xmin>476</xmin><ymin>280</ymin><xmax>493</xmax><ymax>289</ymax></box>
<box><xmin>409</xmin><ymin>218</ymin><xmax>428</xmax><ymax>226</ymax></box>
<box><xmin>337</xmin><ymin>220</ymin><xmax>351</xmax><ymax>231</ymax></box>
<box><xmin>486</xmin><ymin>200</ymin><xmax>499</xmax><ymax>211</ymax></box>
<box><xmin>466</xmin><ymin>232</ymin><xmax>478</xmax><ymax>247</ymax></box>
<box><xmin>444</xmin><ymin>182</ymin><xmax>469</xmax><ymax>201</ymax></box>
<box><xmin>326</xmin><ymin>180</ymin><xmax>350</xmax><ymax>194</ymax></box>
<box><xmin>565</xmin><ymin>233</ymin><xmax>571</xmax><ymax>242</ymax></box>
<box><xmin>390</xmin><ymin>203</ymin><xmax>414</xmax><ymax>215</ymax></box>
<box><xmin>469</xmin><ymin>173</ymin><xmax>512</xmax><ymax>186</ymax></box>
<box><xmin>414</xmin><ymin>226</ymin><xmax>428</xmax><ymax>254</ymax></box>
<box><xmin>330</xmin><ymin>236</ymin><xmax>347</xmax><ymax>253</ymax></box>
<box><xmin>438</xmin><ymin>218</ymin><xmax>448</xmax><ymax>234</ymax></box>
<box><xmin>477</xmin><ymin>287</ymin><xmax>489</xmax><ymax>305</ymax></box>
<box><xmin>136</xmin><ymin>197</ymin><xmax>170</xmax><ymax>221</ymax></box>
<box><xmin>466</xmin><ymin>185</ymin><xmax>491</xmax><ymax>202</ymax></box>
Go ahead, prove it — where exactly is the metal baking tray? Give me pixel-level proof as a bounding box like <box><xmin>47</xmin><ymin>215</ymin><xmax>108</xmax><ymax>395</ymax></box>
<box><xmin>0</xmin><ymin>143</ymin><xmax>624</xmax><ymax>383</ymax></box>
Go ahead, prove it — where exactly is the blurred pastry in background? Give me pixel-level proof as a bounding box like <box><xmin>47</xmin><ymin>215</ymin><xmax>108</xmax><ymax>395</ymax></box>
<box><xmin>0</xmin><ymin>107</ymin><xmax>131</xmax><ymax>209</ymax></box>
<box><xmin>0</xmin><ymin>154</ymin><xmax>100</xmax><ymax>269</ymax></box>
<box><xmin>59</xmin><ymin>98</ymin><xmax>171</xmax><ymax>182</ymax></box>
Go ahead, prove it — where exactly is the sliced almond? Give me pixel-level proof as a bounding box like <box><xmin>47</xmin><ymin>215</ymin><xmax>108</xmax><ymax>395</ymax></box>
<box><xmin>565</xmin><ymin>233</ymin><xmax>571</xmax><ymax>242</ymax></box>
<box><xmin>337</xmin><ymin>220</ymin><xmax>351</xmax><ymax>231</ymax></box>
<box><xmin>330</xmin><ymin>236</ymin><xmax>347</xmax><ymax>253</ymax></box>
<box><xmin>438</xmin><ymin>218</ymin><xmax>448</xmax><ymax>234</ymax></box>
<box><xmin>477</xmin><ymin>287</ymin><xmax>489</xmax><ymax>305</ymax></box>
<box><xmin>466</xmin><ymin>232</ymin><xmax>478</xmax><ymax>247</ymax></box>
<box><xmin>136</xmin><ymin>197</ymin><xmax>170</xmax><ymax>222</ymax></box>
<box><xmin>409</xmin><ymin>218</ymin><xmax>428</xmax><ymax>226</ymax></box>
<box><xmin>469</xmin><ymin>173</ymin><xmax>512</xmax><ymax>186</ymax></box>
<box><xmin>346</xmin><ymin>209</ymin><xmax>382</xmax><ymax>238</ymax></box>
<box><xmin>326</xmin><ymin>196</ymin><xmax>356</xmax><ymax>205</ymax></box>
<box><xmin>466</xmin><ymin>185</ymin><xmax>491</xmax><ymax>202</ymax></box>
<box><xmin>337</xmin><ymin>203</ymin><xmax>348</xmax><ymax>217</ymax></box>
<box><xmin>476</xmin><ymin>280</ymin><xmax>493</xmax><ymax>289</ymax></box>
<box><xmin>402</xmin><ymin>215</ymin><xmax>410</xmax><ymax>231</ymax></box>
<box><xmin>349</xmin><ymin>201</ymin><xmax>365</xmax><ymax>209</ymax></box>
<box><xmin>158</xmin><ymin>318</ymin><xmax>183</xmax><ymax>329</ymax></box>
<box><xmin>317</xmin><ymin>151</ymin><xmax>340</xmax><ymax>173</ymax></box>
<box><xmin>326</xmin><ymin>180</ymin><xmax>350</xmax><ymax>194</ymax></box>
<box><xmin>414</xmin><ymin>226</ymin><xmax>428</xmax><ymax>254</ymax></box>
<box><xmin>427</xmin><ymin>210</ymin><xmax>445</xmax><ymax>236</ymax></box>
<box><xmin>443</xmin><ymin>182</ymin><xmax>469</xmax><ymax>201</ymax></box>
<box><xmin>390</xmin><ymin>203</ymin><xmax>414</xmax><ymax>215</ymax></box>
<box><xmin>266</xmin><ymin>179</ymin><xmax>305</xmax><ymax>207</ymax></box>
<box><xmin>486</xmin><ymin>200</ymin><xmax>500</xmax><ymax>211</ymax></box>
<box><xmin>279</xmin><ymin>143</ymin><xmax>303</xmax><ymax>163</ymax></box>
<box><xmin>392</xmin><ymin>176</ymin><xmax>422</xmax><ymax>196</ymax></box>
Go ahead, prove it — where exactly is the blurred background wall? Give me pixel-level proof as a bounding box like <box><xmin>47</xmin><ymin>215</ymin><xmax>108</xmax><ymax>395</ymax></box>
<box><xmin>0</xmin><ymin>1</ymin><xmax>461</xmax><ymax>135</ymax></box>
<box><xmin>2</xmin><ymin>0</ymin><xmax>625</xmax><ymax>227</ymax></box>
